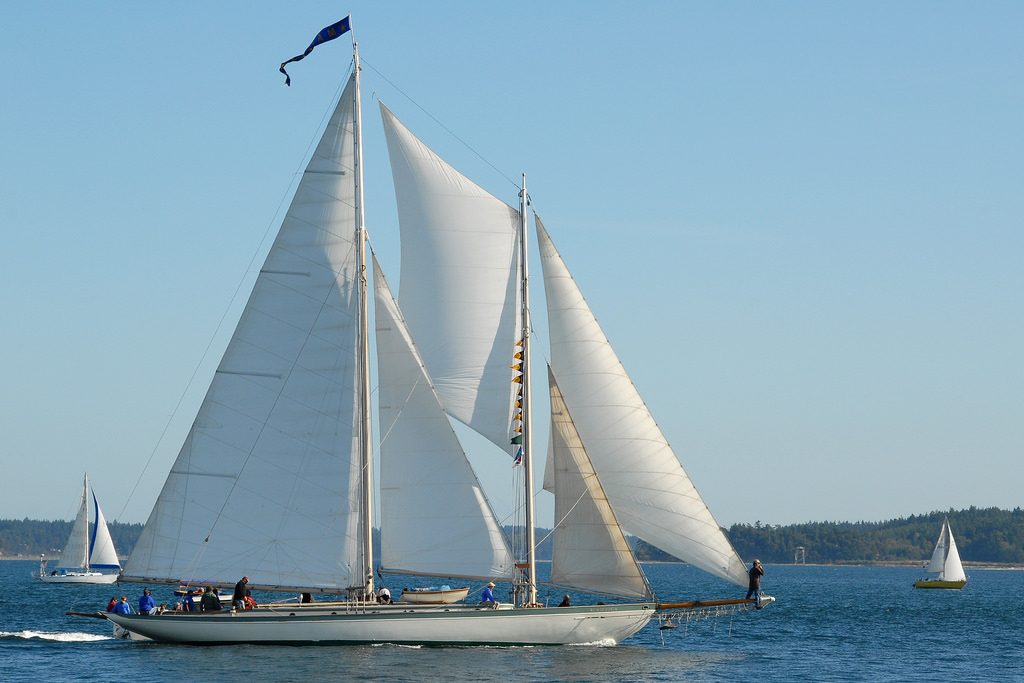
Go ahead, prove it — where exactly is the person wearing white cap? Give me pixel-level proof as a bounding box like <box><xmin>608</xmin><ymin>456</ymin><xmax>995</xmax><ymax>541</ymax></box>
<box><xmin>480</xmin><ymin>581</ymin><xmax>497</xmax><ymax>608</ymax></box>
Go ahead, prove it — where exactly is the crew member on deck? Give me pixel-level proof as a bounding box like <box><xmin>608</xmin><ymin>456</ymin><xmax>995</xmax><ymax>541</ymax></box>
<box><xmin>200</xmin><ymin>586</ymin><xmax>222</xmax><ymax>612</ymax></box>
<box><xmin>480</xmin><ymin>581</ymin><xmax>497</xmax><ymax>608</ymax></box>
<box><xmin>139</xmin><ymin>588</ymin><xmax>157</xmax><ymax>615</ymax></box>
<box><xmin>113</xmin><ymin>596</ymin><xmax>132</xmax><ymax>615</ymax></box>
<box><xmin>233</xmin><ymin>576</ymin><xmax>250</xmax><ymax>611</ymax></box>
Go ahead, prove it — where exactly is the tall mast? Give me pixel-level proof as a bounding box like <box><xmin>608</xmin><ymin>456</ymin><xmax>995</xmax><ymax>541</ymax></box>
<box><xmin>353</xmin><ymin>40</ymin><xmax>374</xmax><ymax>598</ymax></box>
<box><xmin>518</xmin><ymin>174</ymin><xmax>537</xmax><ymax>606</ymax></box>
<box><xmin>83</xmin><ymin>473</ymin><xmax>90</xmax><ymax>572</ymax></box>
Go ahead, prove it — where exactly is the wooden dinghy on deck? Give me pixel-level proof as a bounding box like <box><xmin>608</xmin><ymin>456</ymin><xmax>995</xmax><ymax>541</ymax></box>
<box><xmin>399</xmin><ymin>587</ymin><xmax>470</xmax><ymax>604</ymax></box>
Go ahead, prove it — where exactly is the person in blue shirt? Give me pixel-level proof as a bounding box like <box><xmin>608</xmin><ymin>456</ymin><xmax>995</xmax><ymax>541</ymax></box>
<box><xmin>480</xmin><ymin>581</ymin><xmax>497</xmax><ymax>608</ymax></box>
<box><xmin>139</xmin><ymin>588</ymin><xmax>157</xmax><ymax>615</ymax></box>
<box><xmin>112</xmin><ymin>596</ymin><xmax>132</xmax><ymax>615</ymax></box>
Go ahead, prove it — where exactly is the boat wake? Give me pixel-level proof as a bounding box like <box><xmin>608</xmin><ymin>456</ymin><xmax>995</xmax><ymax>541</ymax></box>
<box><xmin>0</xmin><ymin>630</ymin><xmax>111</xmax><ymax>643</ymax></box>
<box><xmin>568</xmin><ymin>638</ymin><xmax>617</xmax><ymax>647</ymax></box>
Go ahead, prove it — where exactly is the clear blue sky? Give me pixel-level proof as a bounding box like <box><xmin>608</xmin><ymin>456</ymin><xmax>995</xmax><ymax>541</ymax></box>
<box><xmin>2</xmin><ymin>2</ymin><xmax>1021</xmax><ymax>529</ymax></box>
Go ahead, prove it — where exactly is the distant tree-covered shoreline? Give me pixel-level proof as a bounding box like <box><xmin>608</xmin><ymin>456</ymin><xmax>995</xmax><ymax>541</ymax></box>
<box><xmin>721</xmin><ymin>507</ymin><xmax>1024</xmax><ymax>565</ymax></box>
<box><xmin>0</xmin><ymin>518</ymin><xmax>143</xmax><ymax>560</ymax></box>
<box><xmin>4</xmin><ymin>506</ymin><xmax>1021</xmax><ymax>565</ymax></box>
<box><xmin>630</xmin><ymin>507</ymin><xmax>1024</xmax><ymax>564</ymax></box>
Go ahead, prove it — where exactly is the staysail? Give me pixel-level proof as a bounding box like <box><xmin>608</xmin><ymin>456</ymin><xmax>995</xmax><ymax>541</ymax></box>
<box><xmin>123</xmin><ymin>74</ymin><xmax>365</xmax><ymax>592</ymax></box>
<box><xmin>373</xmin><ymin>255</ymin><xmax>515</xmax><ymax>580</ymax></box>
<box><xmin>379</xmin><ymin>103</ymin><xmax>521</xmax><ymax>451</ymax></box>
<box><xmin>537</xmin><ymin>216</ymin><xmax>748</xmax><ymax>587</ymax></box>
<box><xmin>548</xmin><ymin>368</ymin><xmax>652</xmax><ymax>599</ymax></box>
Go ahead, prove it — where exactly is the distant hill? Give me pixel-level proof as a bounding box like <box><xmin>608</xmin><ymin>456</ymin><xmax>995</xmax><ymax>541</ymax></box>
<box><xmin>722</xmin><ymin>506</ymin><xmax>1024</xmax><ymax>564</ymax></box>
<box><xmin>5</xmin><ymin>506</ymin><xmax>1022</xmax><ymax>564</ymax></box>
<box><xmin>0</xmin><ymin>518</ymin><xmax>143</xmax><ymax>560</ymax></box>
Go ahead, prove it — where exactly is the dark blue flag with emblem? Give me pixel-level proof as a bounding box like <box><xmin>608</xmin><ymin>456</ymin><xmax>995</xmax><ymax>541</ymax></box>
<box><xmin>280</xmin><ymin>16</ymin><xmax>352</xmax><ymax>86</ymax></box>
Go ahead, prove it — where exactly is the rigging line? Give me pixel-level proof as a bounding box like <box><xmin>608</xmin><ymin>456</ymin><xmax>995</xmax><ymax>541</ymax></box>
<box><xmin>376</xmin><ymin>377</ymin><xmax>422</xmax><ymax>447</ymax></box>
<box><xmin>535</xmin><ymin>488</ymin><xmax>590</xmax><ymax>549</ymax></box>
<box><xmin>360</xmin><ymin>56</ymin><xmax>521</xmax><ymax>192</ymax></box>
<box><xmin>113</xmin><ymin>72</ymin><xmax>352</xmax><ymax>526</ymax></box>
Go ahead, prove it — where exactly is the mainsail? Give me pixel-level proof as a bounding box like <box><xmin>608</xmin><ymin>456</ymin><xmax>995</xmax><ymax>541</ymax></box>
<box><xmin>536</xmin><ymin>216</ymin><xmax>748</xmax><ymax>587</ymax></box>
<box><xmin>58</xmin><ymin>481</ymin><xmax>90</xmax><ymax>571</ymax></box>
<box><xmin>372</xmin><ymin>254</ymin><xmax>515</xmax><ymax>580</ymax></box>
<box><xmin>379</xmin><ymin>103</ymin><xmax>521</xmax><ymax>451</ymax></box>
<box><xmin>548</xmin><ymin>369</ymin><xmax>652</xmax><ymax>599</ymax></box>
<box><xmin>123</xmin><ymin>74</ymin><xmax>365</xmax><ymax>591</ymax></box>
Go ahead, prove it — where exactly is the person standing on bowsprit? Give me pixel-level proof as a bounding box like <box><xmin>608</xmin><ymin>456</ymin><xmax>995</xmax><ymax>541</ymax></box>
<box><xmin>745</xmin><ymin>560</ymin><xmax>764</xmax><ymax>605</ymax></box>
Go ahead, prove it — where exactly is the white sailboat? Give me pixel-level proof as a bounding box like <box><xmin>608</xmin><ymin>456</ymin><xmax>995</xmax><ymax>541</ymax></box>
<box><xmin>104</xmin><ymin>25</ymin><xmax>771</xmax><ymax>645</ymax></box>
<box><xmin>40</xmin><ymin>474</ymin><xmax>120</xmax><ymax>584</ymax></box>
<box><xmin>914</xmin><ymin>517</ymin><xmax>967</xmax><ymax>589</ymax></box>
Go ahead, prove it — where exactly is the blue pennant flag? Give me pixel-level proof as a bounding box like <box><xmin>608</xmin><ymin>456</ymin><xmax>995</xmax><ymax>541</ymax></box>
<box><xmin>280</xmin><ymin>16</ymin><xmax>352</xmax><ymax>86</ymax></box>
<box><xmin>513</xmin><ymin>447</ymin><xmax>524</xmax><ymax>466</ymax></box>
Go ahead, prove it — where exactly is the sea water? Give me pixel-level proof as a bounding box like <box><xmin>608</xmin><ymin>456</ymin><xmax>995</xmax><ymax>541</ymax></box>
<box><xmin>1</xmin><ymin>560</ymin><xmax>1020</xmax><ymax>681</ymax></box>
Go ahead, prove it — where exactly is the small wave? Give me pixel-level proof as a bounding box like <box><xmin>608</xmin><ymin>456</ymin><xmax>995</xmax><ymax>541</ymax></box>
<box><xmin>0</xmin><ymin>630</ymin><xmax>111</xmax><ymax>643</ymax></box>
<box><xmin>370</xmin><ymin>642</ymin><xmax>423</xmax><ymax>649</ymax></box>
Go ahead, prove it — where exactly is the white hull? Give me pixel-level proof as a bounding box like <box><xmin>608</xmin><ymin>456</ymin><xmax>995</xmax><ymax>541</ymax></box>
<box><xmin>106</xmin><ymin>602</ymin><xmax>654</xmax><ymax>645</ymax></box>
<box><xmin>40</xmin><ymin>572</ymin><xmax>119</xmax><ymax>584</ymax></box>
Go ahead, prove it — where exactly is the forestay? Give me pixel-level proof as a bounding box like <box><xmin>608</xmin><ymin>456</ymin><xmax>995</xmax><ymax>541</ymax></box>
<box><xmin>373</xmin><ymin>255</ymin><xmax>515</xmax><ymax>580</ymax></box>
<box><xmin>548</xmin><ymin>369</ymin><xmax>652</xmax><ymax>600</ymax></box>
<box><xmin>123</xmin><ymin>75</ymin><xmax>365</xmax><ymax>592</ymax></box>
<box><xmin>380</xmin><ymin>103</ymin><xmax>521</xmax><ymax>451</ymax></box>
<box><xmin>537</xmin><ymin>217</ymin><xmax>749</xmax><ymax>587</ymax></box>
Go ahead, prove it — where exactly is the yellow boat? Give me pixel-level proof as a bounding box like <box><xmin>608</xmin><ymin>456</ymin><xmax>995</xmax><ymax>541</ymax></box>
<box><xmin>913</xmin><ymin>578</ymin><xmax>967</xmax><ymax>589</ymax></box>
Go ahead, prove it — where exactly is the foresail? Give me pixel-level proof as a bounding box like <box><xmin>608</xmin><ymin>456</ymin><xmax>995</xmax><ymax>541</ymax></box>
<box><xmin>379</xmin><ymin>103</ymin><xmax>521</xmax><ymax>451</ymax></box>
<box><xmin>88</xmin><ymin>490</ymin><xmax>121</xmax><ymax>570</ymax></box>
<box><xmin>124</xmin><ymin>76</ymin><xmax>365</xmax><ymax>592</ymax></box>
<box><xmin>373</xmin><ymin>255</ymin><xmax>515</xmax><ymax>580</ymax></box>
<box><xmin>942</xmin><ymin>520</ymin><xmax>967</xmax><ymax>582</ymax></box>
<box><xmin>537</xmin><ymin>217</ymin><xmax>748</xmax><ymax>587</ymax></box>
<box><xmin>548</xmin><ymin>368</ymin><xmax>652</xmax><ymax>599</ymax></box>
<box><xmin>58</xmin><ymin>478</ymin><xmax>89</xmax><ymax>570</ymax></box>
